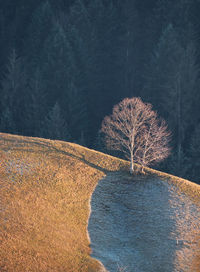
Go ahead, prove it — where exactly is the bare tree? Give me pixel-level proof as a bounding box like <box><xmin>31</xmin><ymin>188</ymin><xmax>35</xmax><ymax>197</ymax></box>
<box><xmin>101</xmin><ymin>97</ymin><xmax>170</xmax><ymax>173</ymax></box>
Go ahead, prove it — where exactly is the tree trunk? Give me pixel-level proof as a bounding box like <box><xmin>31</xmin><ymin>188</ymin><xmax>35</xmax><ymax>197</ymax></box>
<box><xmin>177</xmin><ymin>73</ymin><xmax>182</xmax><ymax>176</ymax></box>
<box><xmin>130</xmin><ymin>152</ymin><xmax>134</xmax><ymax>173</ymax></box>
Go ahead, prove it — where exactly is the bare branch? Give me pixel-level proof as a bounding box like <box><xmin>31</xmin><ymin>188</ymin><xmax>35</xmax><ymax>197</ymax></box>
<box><xmin>101</xmin><ymin>97</ymin><xmax>171</xmax><ymax>173</ymax></box>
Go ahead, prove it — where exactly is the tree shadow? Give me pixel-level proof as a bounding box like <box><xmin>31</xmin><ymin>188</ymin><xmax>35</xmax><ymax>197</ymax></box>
<box><xmin>88</xmin><ymin>173</ymin><xmax>197</xmax><ymax>272</ymax></box>
<box><xmin>0</xmin><ymin>133</ymin><xmax>111</xmax><ymax>174</ymax></box>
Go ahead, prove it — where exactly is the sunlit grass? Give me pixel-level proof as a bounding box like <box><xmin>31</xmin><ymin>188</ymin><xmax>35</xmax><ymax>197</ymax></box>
<box><xmin>0</xmin><ymin>132</ymin><xmax>199</xmax><ymax>271</ymax></box>
<box><xmin>0</xmin><ymin>133</ymin><xmax>127</xmax><ymax>271</ymax></box>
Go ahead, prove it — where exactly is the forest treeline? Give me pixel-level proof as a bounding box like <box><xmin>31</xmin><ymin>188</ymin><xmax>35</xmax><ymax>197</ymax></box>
<box><xmin>0</xmin><ymin>0</ymin><xmax>200</xmax><ymax>183</ymax></box>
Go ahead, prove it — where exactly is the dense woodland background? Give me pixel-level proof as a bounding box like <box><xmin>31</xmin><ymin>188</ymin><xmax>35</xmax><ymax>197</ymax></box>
<box><xmin>0</xmin><ymin>0</ymin><xmax>200</xmax><ymax>183</ymax></box>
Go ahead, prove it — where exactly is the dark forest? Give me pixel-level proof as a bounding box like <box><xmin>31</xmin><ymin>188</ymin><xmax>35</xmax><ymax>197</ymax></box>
<box><xmin>0</xmin><ymin>0</ymin><xmax>200</xmax><ymax>183</ymax></box>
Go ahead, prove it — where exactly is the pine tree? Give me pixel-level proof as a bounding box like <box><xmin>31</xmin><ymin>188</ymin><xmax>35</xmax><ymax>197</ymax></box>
<box><xmin>119</xmin><ymin>0</ymin><xmax>141</xmax><ymax>96</ymax></box>
<box><xmin>40</xmin><ymin>19</ymin><xmax>73</xmax><ymax>104</ymax></box>
<box><xmin>41</xmin><ymin>102</ymin><xmax>71</xmax><ymax>141</ymax></box>
<box><xmin>144</xmin><ymin>24</ymin><xmax>199</xmax><ymax>177</ymax></box>
<box><xmin>85</xmin><ymin>0</ymin><xmax>123</xmax><ymax>128</ymax></box>
<box><xmin>23</xmin><ymin>69</ymin><xmax>47</xmax><ymax>137</ymax></box>
<box><xmin>189</xmin><ymin>123</ymin><xmax>200</xmax><ymax>183</ymax></box>
<box><xmin>0</xmin><ymin>107</ymin><xmax>16</xmax><ymax>133</ymax></box>
<box><xmin>66</xmin><ymin>82</ymin><xmax>89</xmax><ymax>144</ymax></box>
<box><xmin>154</xmin><ymin>0</ymin><xmax>193</xmax><ymax>32</ymax></box>
<box><xmin>24</xmin><ymin>1</ymin><xmax>54</xmax><ymax>71</ymax></box>
<box><xmin>0</xmin><ymin>11</ymin><xmax>9</xmax><ymax>73</ymax></box>
<box><xmin>93</xmin><ymin>130</ymin><xmax>107</xmax><ymax>153</ymax></box>
<box><xmin>63</xmin><ymin>0</ymin><xmax>95</xmax><ymax>144</ymax></box>
<box><xmin>0</xmin><ymin>49</ymin><xmax>26</xmax><ymax>134</ymax></box>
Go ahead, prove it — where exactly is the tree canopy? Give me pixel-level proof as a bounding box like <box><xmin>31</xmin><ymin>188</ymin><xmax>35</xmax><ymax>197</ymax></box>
<box><xmin>101</xmin><ymin>97</ymin><xmax>170</xmax><ymax>173</ymax></box>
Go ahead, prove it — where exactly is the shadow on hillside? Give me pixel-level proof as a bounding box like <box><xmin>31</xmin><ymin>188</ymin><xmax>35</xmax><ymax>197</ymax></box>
<box><xmin>0</xmin><ymin>134</ymin><xmax>110</xmax><ymax>174</ymax></box>
<box><xmin>88</xmin><ymin>173</ymin><xmax>200</xmax><ymax>272</ymax></box>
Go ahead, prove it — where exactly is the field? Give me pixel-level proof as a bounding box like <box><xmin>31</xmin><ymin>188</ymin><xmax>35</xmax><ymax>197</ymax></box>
<box><xmin>0</xmin><ymin>133</ymin><xmax>199</xmax><ymax>271</ymax></box>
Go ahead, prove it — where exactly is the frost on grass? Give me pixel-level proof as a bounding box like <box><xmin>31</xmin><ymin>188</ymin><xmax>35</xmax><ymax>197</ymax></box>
<box><xmin>6</xmin><ymin>159</ymin><xmax>32</xmax><ymax>175</ymax></box>
<box><xmin>88</xmin><ymin>173</ymin><xmax>200</xmax><ymax>272</ymax></box>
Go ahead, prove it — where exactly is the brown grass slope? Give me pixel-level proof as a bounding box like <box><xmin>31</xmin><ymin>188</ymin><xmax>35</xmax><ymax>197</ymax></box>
<box><xmin>0</xmin><ymin>133</ymin><xmax>199</xmax><ymax>272</ymax></box>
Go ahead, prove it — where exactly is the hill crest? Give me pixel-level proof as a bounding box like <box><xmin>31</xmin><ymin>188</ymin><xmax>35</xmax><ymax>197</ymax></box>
<box><xmin>0</xmin><ymin>133</ymin><xmax>199</xmax><ymax>271</ymax></box>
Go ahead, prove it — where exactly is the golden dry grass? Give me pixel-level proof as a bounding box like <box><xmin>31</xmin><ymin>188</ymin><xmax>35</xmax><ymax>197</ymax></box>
<box><xmin>0</xmin><ymin>133</ymin><xmax>128</xmax><ymax>272</ymax></box>
<box><xmin>0</xmin><ymin>132</ymin><xmax>199</xmax><ymax>271</ymax></box>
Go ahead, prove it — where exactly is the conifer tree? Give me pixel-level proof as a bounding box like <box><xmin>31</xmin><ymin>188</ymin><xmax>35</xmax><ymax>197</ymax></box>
<box><xmin>189</xmin><ymin>124</ymin><xmax>200</xmax><ymax>183</ymax></box>
<box><xmin>86</xmin><ymin>0</ymin><xmax>123</xmax><ymax>123</ymax></box>
<box><xmin>25</xmin><ymin>1</ymin><xmax>54</xmax><ymax>71</ymax></box>
<box><xmin>0</xmin><ymin>107</ymin><xmax>16</xmax><ymax>133</ymax></box>
<box><xmin>41</xmin><ymin>102</ymin><xmax>71</xmax><ymax>141</ymax></box>
<box><xmin>23</xmin><ymin>69</ymin><xmax>47</xmax><ymax>137</ymax></box>
<box><xmin>66</xmin><ymin>82</ymin><xmax>89</xmax><ymax>144</ymax></box>
<box><xmin>41</xmin><ymin>20</ymin><xmax>73</xmax><ymax>104</ymax></box>
<box><xmin>145</xmin><ymin>24</ymin><xmax>199</xmax><ymax>176</ymax></box>
<box><xmin>119</xmin><ymin>0</ymin><xmax>140</xmax><ymax>96</ymax></box>
<box><xmin>0</xmin><ymin>49</ymin><xmax>26</xmax><ymax>134</ymax></box>
<box><xmin>93</xmin><ymin>130</ymin><xmax>107</xmax><ymax>153</ymax></box>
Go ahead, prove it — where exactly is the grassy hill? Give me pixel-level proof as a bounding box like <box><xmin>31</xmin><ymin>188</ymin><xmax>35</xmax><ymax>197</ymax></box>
<box><xmin>0</xmin><ymin>133</ymin><xmax>199</xmax><ymax>271</ymax></box>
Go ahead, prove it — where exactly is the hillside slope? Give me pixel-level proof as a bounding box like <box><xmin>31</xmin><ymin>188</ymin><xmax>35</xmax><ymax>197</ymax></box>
<box><xmin>89</xmin><ymin>173</ymin><xmax>200</xmax><ymax>272</ymax></box>
<box><xmin>0</xmin><ymin>133</ymin><xmax>199</xmax><ymax>271</ymax></box>
<box><xmin>0</xmin><ymin>133</ymin><xmax>128</xmax><ymax>272</ymax></box>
